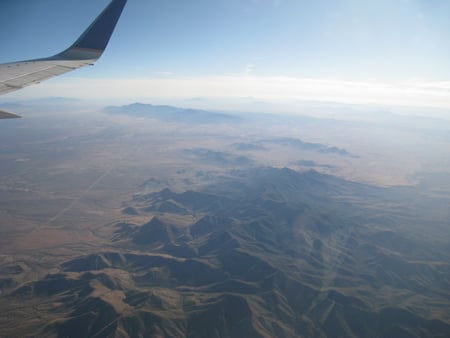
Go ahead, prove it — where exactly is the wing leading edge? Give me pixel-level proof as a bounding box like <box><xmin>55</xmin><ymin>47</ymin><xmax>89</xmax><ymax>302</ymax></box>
<box><xmin>0</xmin><ymin>0</ymin><xmax>127</xmax><ymax>104</ymax></box>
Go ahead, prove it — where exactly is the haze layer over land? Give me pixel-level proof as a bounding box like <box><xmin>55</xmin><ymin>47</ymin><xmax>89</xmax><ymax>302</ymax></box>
<box><xmin>0</xmin><ymin>101</ymin><xmax>449</xmax><ymax>337</ymax></box>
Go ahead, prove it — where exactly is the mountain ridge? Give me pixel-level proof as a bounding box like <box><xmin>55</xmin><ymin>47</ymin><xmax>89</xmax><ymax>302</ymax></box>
<box><xmin>2</xmin><ymin>167</ymin><xmax>449</xmax><ymax>337</ymax></box>
<box><xmin>104</xmin><ymin>103</ymin><xmax>240</xmax><ymax>124</ymax></box>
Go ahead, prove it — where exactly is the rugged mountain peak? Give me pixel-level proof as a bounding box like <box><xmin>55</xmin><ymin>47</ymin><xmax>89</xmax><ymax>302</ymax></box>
<box><xmin>133</xmin><ymin>217</ymin><xmax>178</xmax><ymax>245</ymax></box>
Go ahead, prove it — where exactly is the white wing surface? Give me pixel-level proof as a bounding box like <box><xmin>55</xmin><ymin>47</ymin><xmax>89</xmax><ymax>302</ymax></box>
<box><xmin>0</xmin><ymin>0</ymin><xmax>127</xmax><ymax>118</ymax></box>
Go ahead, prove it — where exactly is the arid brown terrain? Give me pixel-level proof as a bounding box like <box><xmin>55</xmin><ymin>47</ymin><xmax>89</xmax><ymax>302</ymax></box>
<box><xmin>0</xmin><ymin>103</ymin><xmax>449</xmax><ymax>337</ymax></box>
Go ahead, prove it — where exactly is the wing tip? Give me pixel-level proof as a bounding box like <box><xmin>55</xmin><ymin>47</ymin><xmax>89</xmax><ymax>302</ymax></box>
<box><xmin>63</xmin><ymin>0</ymin><xmax>128</xmax><ymax>56</ymax></box>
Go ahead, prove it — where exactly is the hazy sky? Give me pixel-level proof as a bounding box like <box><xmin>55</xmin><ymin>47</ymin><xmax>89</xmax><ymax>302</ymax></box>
<box><xmin>1</xmin><ymin>0</ymin><xmax>450</xmax><ymax>110</ymax></box>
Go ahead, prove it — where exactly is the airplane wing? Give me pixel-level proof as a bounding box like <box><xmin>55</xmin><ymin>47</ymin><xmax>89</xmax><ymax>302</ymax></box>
<box><xmin>0</xmin><ymin>0</ymin><xmax>127</xmax><ymax>118</ymax></box>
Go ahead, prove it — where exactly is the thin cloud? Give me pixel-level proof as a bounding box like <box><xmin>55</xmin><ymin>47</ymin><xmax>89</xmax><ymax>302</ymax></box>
<box><xmin>9</xmin><ymin>76</ymin><xmax>450</xmax><ymax>111</ymax></box>
<box><xmin>245</xmin><ymin>64</ymin><xmax>255</xmax><ymax>75</ymax></box>
<box><xmin>155</xmin><ymin>71</ymin><xmax>174</xmax><ymax>76</ymax></box>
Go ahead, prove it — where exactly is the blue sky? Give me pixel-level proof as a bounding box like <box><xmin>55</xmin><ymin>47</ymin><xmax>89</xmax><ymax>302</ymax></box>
<box><xmin>1</xmin><ymin>0</ymin><xmax>450</xmax><ymax>110</ymax></box>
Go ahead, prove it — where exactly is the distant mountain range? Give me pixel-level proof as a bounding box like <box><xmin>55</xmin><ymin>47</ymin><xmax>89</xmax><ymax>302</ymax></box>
<box><xmin>183</xmin><ymin>148</ymin><xmax>254</xmax><ymax>167</ymax></box>
<box><xmin>6</xmin><ymin>167</ymin><xmax>449</xmax><ymax>337</ymax></box>
<box><xmin>260</xmin><ymin>137</ymin><xmax>358</xmax><ymax>157</ymax></box>
<box><xmin>104</xmin><ymin>104</ymin><xmax>357</xmax><ymax>158</ymax></box>
<box><xmin>104</xmin><ymin>103</ymin><xmax>240</xmax><ymax>124</ymax></box>
<box><xmin>232</xmin><ymin>138</ymin><xmax>356</xmax><ymax>159</ymax></box>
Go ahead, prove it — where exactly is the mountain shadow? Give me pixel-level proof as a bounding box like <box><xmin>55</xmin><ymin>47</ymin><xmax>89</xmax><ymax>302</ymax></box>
<box><xmin>4</xmin><ymin>167</ymin><xmax>450</xmax><ymax>337</ymax></box>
